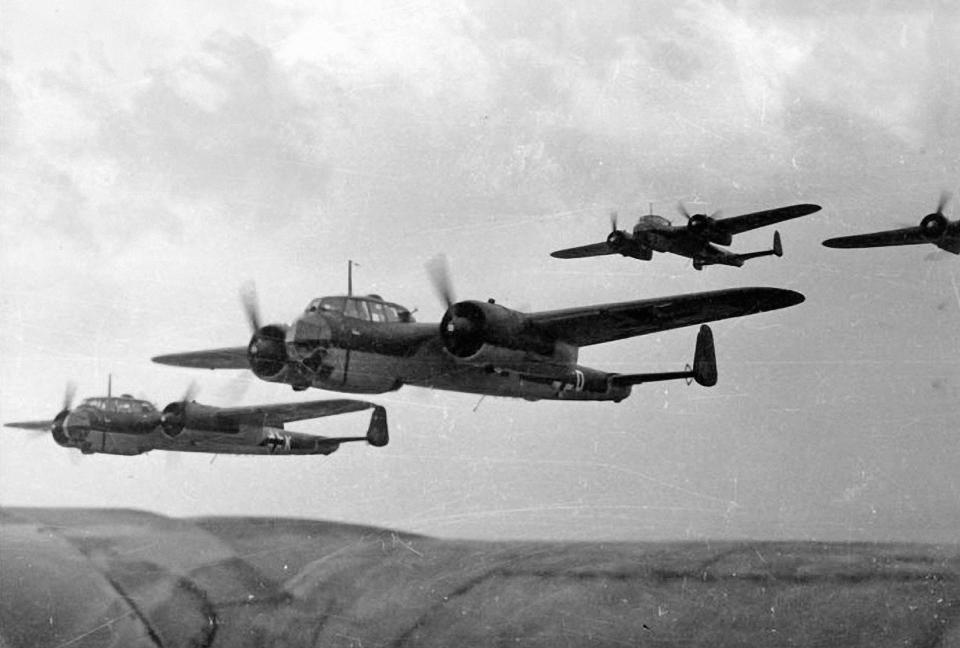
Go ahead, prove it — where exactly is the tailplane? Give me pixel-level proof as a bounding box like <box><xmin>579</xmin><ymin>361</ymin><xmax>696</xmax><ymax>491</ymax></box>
<box><xmin>610</xmin><ymin>325</ymin><xmax>717</xmax><ymax>387</ymax></box>
<box><xmin>734</xmin><ymin>230</ymin><xmax>783</xmax><ymax>264</ymax></box>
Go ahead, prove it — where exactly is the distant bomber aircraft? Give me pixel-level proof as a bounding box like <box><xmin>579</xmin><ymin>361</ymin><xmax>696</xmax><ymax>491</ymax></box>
<box><xmin>822</xmin><ymin>192</ymin><xmax>959</xmax><ymax>255</ymax></box>
<box><xmin>551</xmin><ymin>203</ymin><xmax>821</xmax><ymax>270</ymax></box>
<box><xmin>152</xmin><ymin>260</ymin><xmax>805</xmax><ymax>402</ymax></box>
<box><xmin>4</xmin><ymin>382</ymin><xmax>388</xmax><ymax>456</ymax></box>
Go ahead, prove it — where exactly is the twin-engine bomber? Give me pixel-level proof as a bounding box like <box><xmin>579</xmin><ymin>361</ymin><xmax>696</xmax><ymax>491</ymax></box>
<box><xmin>5</xmin><ymin>384</ymin><xmax>388</xmax><ymax>456</ymax></box>
<box><xmin>152</xmin><ymin>261</ymin><xmax>805</xmax><ymax>402</ymax></box>
<box><xmin>551</xmin><ymin>203</ymin><xmax>821</xmax><ymax>270</ymax></box>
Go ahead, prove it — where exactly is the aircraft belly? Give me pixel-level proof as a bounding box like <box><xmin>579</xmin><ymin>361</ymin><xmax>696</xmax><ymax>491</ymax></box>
<box><xmin>164</xmin><ymin>428</ymin><xmax>338</xmax><ymax>455</ymax></box>
<box><xmin>312</xmin><ymin>349</ymin><xmax>401</xmax><ymax>394</ymax></box>
<box><xmin>646</xmin><ymin>233</ymin><xmax>673</xmax><ymax>253</ymax></box>
<box><xmin>83</xmin><ymin>431</ymin><xmax>148</xmax><ymax>456</ymax></box>
<box><xmin>398</xmin><ymin>345</ymin><xmax>622</xmax><ymax>401</ymax></box>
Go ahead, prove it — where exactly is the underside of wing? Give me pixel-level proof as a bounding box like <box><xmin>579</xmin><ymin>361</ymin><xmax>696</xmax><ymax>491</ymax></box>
<box><xmin>213</xmin><ymin>399</ymin><xmax>376</xmax><ymax>427</ymax></box>
<box><xmin>939</xmin><ymin>233</ymin><xmax>960</xmax><ymax>254</ymax></box>
<box><xmin>528</xmin><ymin>287</ymin><xmax>805</xmax><ymax>347</ymax></box>
<box><xmin>822</xmin><ymin>227</ymin><xmax>928</xmax><ymax>249</ymax></box>
<box><xmin>152</xmin><ymin>346</ymin><xmax>250</xmax><ymax>370</ymax></box>
<box><xmin>4</xmin><ymin>420</ymin><xmax>53</xmax><ymax>431</ymax></box>
<box><xmin>550</xmin><ymin>241</ymin><xmax>617</xmax><ymax>259</ymax></box>
<box><xmin>718</xmin><ymin>204</ymin><xmax>821</xmax><ymax>235</ymax></box>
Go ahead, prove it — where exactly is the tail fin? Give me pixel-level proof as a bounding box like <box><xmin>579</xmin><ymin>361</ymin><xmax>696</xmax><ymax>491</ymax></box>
<box><xmin>610</xmin><ymin>325</ymin><xmax>717</xmax><ymax>387</ymax></box>
<box><xmin>366</xmin><ymin>406</ymin><xmax>389</xmax><ymax>447</ymax></box>
<box><xmin>730</xmin><ymin>230</ymin><xmax>783</xmax><ymax>265</ymax></box>
<box><xmin>691</xmin><ymin>324</ymin><xmax>717</xmax><ymax>386</ymax></box>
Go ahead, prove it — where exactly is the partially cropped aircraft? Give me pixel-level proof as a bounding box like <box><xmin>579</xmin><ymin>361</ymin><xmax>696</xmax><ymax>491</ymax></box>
<box><xmin>4</xmin><ymin>382</ymin><xmax>388</xmax><ymax>456</ymax></box>
<box><xmin>822</xmin><ymin>192</ymin><xmax>959</xmax><ymax>255</ymax></box>
<box><xmin>152</xmin><ymin>261</ymin><xmax>804</xmax><ymax>402</ymax></box>
<box><xmin>551</xmin><ymin>203</ymin><xmax>821</xmax><ymax>270</ymax></box>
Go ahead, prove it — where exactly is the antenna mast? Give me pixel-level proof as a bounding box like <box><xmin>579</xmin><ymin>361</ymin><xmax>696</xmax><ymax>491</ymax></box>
<box><xmin>347</xmin><ymin>260</ymin><xmax>360</xmax><ymax>296</ymax></box>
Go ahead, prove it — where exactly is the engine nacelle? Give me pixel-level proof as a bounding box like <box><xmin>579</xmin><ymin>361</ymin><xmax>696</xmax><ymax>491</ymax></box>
<box><xmin>51</xmin><ymin>410</ymin><xmax>72</xmax><ymax>447</ymax></box>
<box><xmin>440</xmin><ymin>300</ymin><xmax>554</xmax><ymax>359</ymax></box>
<box><xmin>247</xmin><ymin>323</ymin><xmax>306</xmax><ymax>384</ymax></box>
<box><xmin>606</xmin><ymin>230</ymin><xmax>628</xmax><ymax>251</ymax></box>
<box><xmin>921</xmin><ymin>213</ymin><xmax>948</xmax><ymax>240</ymax></box>
<box><xmin>161</xmin><ymin>401</ymin><xmax>236</xmax><ymax>438</ymax></box>
<box><xmin>687</xmin><ymin>214</ymin><xmax>732</xmax><ymax>246</ymax></box>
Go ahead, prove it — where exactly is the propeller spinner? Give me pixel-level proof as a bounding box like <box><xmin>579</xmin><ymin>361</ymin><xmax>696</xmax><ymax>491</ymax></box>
<box><xmin>920</xmin><ymin>191</ymin><xmax>951</xmax><ymax>239</ymax></box>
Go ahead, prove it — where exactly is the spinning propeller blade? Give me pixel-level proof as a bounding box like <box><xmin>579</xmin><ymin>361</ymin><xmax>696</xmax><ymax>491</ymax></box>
<box><xmin>609</xmin><ymin>210</ymin><xmax>618</xmax><ymax>232</ymax></box>
<box><xmin>427</xmin><ymin>255</ymin><xmax>456</xmax><ymax>308</ymax></box>
<box><xmin>180</xmin><ymin>381</ymin><xmax>199</xmax><ymax>404</ymax></box>
<box><xmin>240</xmin><ymin>281</ymin><xmax>261</xmax><ymax>333</ymax></box>
<box><xmin>62</xmin><ymin>381</ymin><xmax>77</xmax><ymax>412</ymax></box>
<box><xmin>936</xmin><ymin>190</ymin><xmax>952</xmax><ymax>215</ymax></box>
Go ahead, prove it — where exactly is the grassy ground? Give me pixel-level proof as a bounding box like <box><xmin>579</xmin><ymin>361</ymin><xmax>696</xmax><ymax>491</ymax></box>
<box><xmin>2</xmin><ymin>508</ymin><xmax>958</xmax><ymax>647</ymax></box>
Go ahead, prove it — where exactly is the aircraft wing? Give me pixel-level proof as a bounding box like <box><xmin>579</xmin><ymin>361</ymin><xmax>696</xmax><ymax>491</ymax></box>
<box><xmin>527</xmin><ymin>287</ymin><xmax>804</xmax><ymax>347</ymax></box>
<box><xmin>716</xmin><ymin>203</ymin><xmax>821</xmax><ymax>235</ymax></box>
<box><xmin>152</xmin><ymin>346</ymin><xmax>250</xmax><ymax>369</ymax></box>
<box><xmin>212</xmin><ymin>399</ymin><xmax>376</xmax><ymax>427</ymax></box>
<box><xmin>550</xmin><ymin>241</ymin><xmax>618</xmax><ymax>259</ymax></box>
<box><xmin>822</xmin><ymin>226</ymin><xmax>930</xmax><ymax>249</ymax></box>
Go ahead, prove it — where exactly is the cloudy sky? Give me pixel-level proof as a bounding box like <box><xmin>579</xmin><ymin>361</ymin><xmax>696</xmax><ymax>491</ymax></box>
<box><xmin>1</xmin><ymin>0</ymin><xmax>957</xmax><ymax>543</ymax></box>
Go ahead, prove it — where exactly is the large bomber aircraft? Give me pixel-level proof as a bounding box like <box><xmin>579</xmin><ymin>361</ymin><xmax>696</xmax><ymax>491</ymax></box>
<box><xmin>822</xmin><ymin>192</ymin><xmax>959</xmax><ymax>255</ymax></box>
<box><xmin>551</xmin><ymin>203</ymin><xmax>821</xmax><ymax>270</ymax></box>
<box><xmin>5</xmin><ymin>383</ymin><xmax>388</xmax><ymax>456</ymax></box>
<box><xmin>152</xmin><ymin>260</ymin><xmax>804</xmax><ymax>402</ymax></box>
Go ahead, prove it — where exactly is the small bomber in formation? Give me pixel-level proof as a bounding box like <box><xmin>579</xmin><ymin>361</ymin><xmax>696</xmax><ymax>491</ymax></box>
<box><xmin>4</xmin><ymin>380</ymin><xmax>388</xmax><ymax>456</ymax></box>
<box><xmin>9</xmin><ymin>191</ymin><xmax>954</xmax><ymax>457</ymax></box>
<box><xmin>551</xmin><ymin>202</ymin><xmax>822</xmax><ymax>270</ymax></box>
<box><xmin>152</xmin><ymin>258</ymin><xmax>804</xmax><ymax>402</ymax></box>
<box><xmin>822</xmin><ymin>192</ymin><xmax>959</xmax><ymax>255</ymax></box>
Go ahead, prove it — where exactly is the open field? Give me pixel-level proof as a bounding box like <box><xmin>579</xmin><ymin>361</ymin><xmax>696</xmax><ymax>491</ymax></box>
<box><xmin>2</xmin><ymin>507</ymin><xmax>958</xmax><ymax>647</ymax></box>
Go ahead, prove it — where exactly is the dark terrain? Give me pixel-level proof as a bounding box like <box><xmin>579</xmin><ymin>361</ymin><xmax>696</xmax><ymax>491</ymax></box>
<box><xmin>1</xmin><ymin>507</ymin><xmax>957</xmax><ymax>647</ymax></box>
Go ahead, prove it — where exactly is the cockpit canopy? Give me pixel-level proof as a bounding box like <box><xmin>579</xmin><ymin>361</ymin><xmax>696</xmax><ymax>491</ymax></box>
<box><xmin>634</xmin><ymin>214</ymin><xmax>672</xmax><ymax>230</ymax></box>
<box><xmin>304</xmin><ymin>296</ymin><xmax>415</xmax><ymax>323</ymax></box>
<box><xmin>80</xmin><ymin>396</ymin><xmax>157</xmax><ymax>413</ymax></box>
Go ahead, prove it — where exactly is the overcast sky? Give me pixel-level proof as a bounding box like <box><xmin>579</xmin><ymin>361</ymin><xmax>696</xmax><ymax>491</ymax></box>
<box><xmin>1</xmin><ymin>0</ymin><xmax>957</xmax><ymax>543</ymax></box>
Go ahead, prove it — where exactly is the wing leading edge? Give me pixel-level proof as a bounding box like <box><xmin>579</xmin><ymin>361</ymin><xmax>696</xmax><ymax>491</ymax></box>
<box><xmin>152</xmin><ymin>346</ymin><xmax>250</xmax><ymax>370</ymax></box>
<box><xmin>716</xmin><ymin>204</ymin><xmax>821</xmax><ymax>236</ymax></box>
<box><xmin>823</xmin><ymin>227</ymin><xmax>931</xmax><ymax>249</ymax></box>
<box><xmin>527</xmin><ymin>287</ymin><xmax>804</xmax><ymax>347</ymax></box>
<box><xmin>550</xmin><ymin>241</ymin><xmax>619</xmax><ymax>259</ymax></box>
<box><xmin>213</xmin><ymin>399</ymin><xmax>377</xmax><ymax>427</ymax></box>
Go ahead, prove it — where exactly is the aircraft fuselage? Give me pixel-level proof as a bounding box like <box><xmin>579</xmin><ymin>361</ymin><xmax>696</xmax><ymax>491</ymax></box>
<box><xmin>280</xmin><ymin>311</ymin><xmax>631</xmax><ymax>401</ymax></box>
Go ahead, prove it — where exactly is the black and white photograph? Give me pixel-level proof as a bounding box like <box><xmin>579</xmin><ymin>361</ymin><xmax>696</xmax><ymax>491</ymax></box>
<box><xmin>1</xmin><ymin>1</ymin><xmax>958</xmax><ymax>646</ymax></box>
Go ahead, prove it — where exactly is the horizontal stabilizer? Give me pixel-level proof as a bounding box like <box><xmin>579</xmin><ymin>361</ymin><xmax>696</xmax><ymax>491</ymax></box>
<box><xmin>316</xmin><ymin>406</ymin><xmax>388</xmax><ymax>448</ymax></box>
<box><xmin>611</xmin><ymin>325</ymin><xmax>717</xmax><ymax>387</ymax></box>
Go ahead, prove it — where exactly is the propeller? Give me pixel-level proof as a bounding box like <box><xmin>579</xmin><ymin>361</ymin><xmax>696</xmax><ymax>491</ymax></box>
<box><xmin>609</xmin><ymin>210</ymin><xmax>618</xmax><ymax>233</ymax></box>
<box><xmin>160</xmin><ymin>382</ymin><xmax>199</xmax><ymax>438</ymax></box>
<box><xmin>920</xmin><ymin>191</ymin><xmax>952</xmax><ymax>239</ymax></box>
<box><xmin>427</xmin><ymin>254</ymin><xmax>456</xmax><ymax>309</ymax></box>
<box><xmin>62</xmin><ymin>381</ymin><xmax>77</xmax><ymax>413</ymax></box>
<box><xmin>240</xmin><ymin>281</ymin><xmax>261</xmax><ymax>333</ymax></box>
<box><xmin>937</xmin><ymin>190</ymin><xmax>952</xmax><ymax>215</ymax></box>
<box><xmin>678</xmin><ymin>202</ymin><xmax>722</xmax><ymax>222</ymax></box>
<box><xmin>180</xmin><ymin>381</ymin><xmax>199</xmax><ymax>404</ymax></box>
